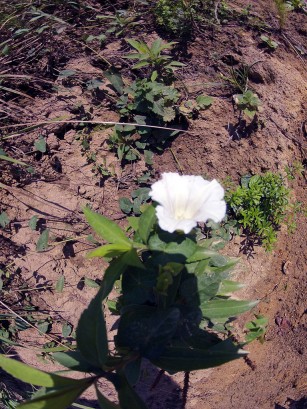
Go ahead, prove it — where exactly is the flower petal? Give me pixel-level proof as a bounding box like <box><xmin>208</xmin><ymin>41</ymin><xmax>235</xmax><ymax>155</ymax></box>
<box><xmin>150</xmin><ymin>173</ymin><xmax>226</xmax><ymax>234</ymax></box>
<box><xmin>156</xmin><ymin>205</ymin><xmax>197</xmax><ymax>234</ymax></box>
<box><xmin>194</xmin><ymin>180</ymin><xmax>226</xmax><ymax>222</ymax></box>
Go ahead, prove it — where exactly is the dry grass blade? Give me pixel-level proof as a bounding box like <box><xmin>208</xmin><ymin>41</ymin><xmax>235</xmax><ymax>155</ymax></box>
<box><xmin>1</xmin><ymin>120</ymin><xmax>188</xmax><ymax>139</ymax></box>
<box><xmin>0</xmin><ymin>85</ymin><xmax>34</xmax><ymax>100</ymax></box>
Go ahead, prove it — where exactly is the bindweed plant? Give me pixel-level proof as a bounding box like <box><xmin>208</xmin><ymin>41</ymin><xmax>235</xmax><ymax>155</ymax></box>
<box><xmin>233</xmin><ymin>90</ymin><xmax>262</xmax><ymax>119</ymax></box>
<box><xmin>104</xmin><ymin>65</ymin><xmax>213</xmax><ymax>162</ymax></box>
<box><xmin>0</xmin><ymin>173</ymin><xmax>258</xmax><ymax>409</ymax></box>
<box><xmin>105</xmin><ymin>68</ymin><xmax>181</xmax><ymax>162</ymax></box>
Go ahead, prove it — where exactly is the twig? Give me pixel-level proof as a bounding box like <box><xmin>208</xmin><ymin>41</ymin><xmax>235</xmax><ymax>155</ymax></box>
<box><xmin>214</xmin><ymin>0</ymin><xmax>221</xmax><ymax>25</ymax></box>
<box><xmin>1</xmin><ymin>119</ymin><xmax>188</xmax><ymax>138</ymax></box>
<box><xmin>170</xmin><ymin>148</ymin><xmax>184</xmax><ymax>173</ymax></box>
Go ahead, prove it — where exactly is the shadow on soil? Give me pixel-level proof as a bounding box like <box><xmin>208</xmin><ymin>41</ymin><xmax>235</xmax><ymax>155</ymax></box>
<box><xmin>275</xmin><ymin>397</ymin><xmax>307</xmax><ymax>409</ymax></box>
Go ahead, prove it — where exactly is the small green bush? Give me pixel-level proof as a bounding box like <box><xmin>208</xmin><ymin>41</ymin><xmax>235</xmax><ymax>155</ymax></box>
<box><xmin>154</xmin><ymin>0</ymin><xmax>203</xmax><ymax>36</ymax></box>
<box><xmin>226</xmin><ymin>173</ymin><xmax>290</xmax><ymax>250</ymax></box>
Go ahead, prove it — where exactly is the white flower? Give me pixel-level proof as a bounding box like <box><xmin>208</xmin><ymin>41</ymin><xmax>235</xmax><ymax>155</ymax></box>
<box><xmin>149</xmin><ymin>173</ymin><xmax>226</xmax><ymax>234</ymax></box>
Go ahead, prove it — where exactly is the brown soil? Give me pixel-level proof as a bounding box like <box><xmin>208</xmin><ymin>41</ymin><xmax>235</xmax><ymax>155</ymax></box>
<box><xmin>0</xmin><ymin>1</ymin><xmax>306</xmax><ymax>408</ymax></box>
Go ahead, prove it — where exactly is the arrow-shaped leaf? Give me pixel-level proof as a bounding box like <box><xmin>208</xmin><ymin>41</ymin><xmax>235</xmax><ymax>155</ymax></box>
<box><xmin>83</xmin><ymin>206</ymin><xmax>130</xmax><ymax>245</ymax></box>
<box><xmin>76</xmin><ymin>288</ymin><xmax>108</xmax><ymax>367</ymax></box>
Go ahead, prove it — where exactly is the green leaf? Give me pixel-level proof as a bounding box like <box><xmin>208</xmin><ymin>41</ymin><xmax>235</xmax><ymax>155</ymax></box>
<box><xmin>83</xmin><ymin>206</ymin><xmax>130</xmax><ymax>245</ymax></box>
<box><xmin>62</xmin><ymin>322</ymin><xmax>72</xmax><ymax>338</ymax></box>
<box><xmin>132</xmin><ymin>61</ymin><xmax>150</xmax><ymax>69</ymax></box>
<box><xmin>53</xmin><ymin>351</ymin><xmax>102</xmax><ymax>373</ymax></box>
<box><xmin>117</xmin><ymin>371</ymin><xmax>148</xmax><ymax>409</ymax></box>
<box><xmin>99</xmin><ymin>254</ymin><xmax>129</xmax><ymax>300</ymax></box>
<box><xmin>0</xmin><ymin>211</ymin><xmax>10</xmax><ymax>228</ymax></box>
<box><xmin>124</xmin><ymin>358</ymin><xmax>141</xmax><ymax>386</ymax></box>
<box><xmin>121</xmin><ymin>266</ymin><xmax>156</xmax><ymax>306</ymax></box>
<box><xmin>0</xmin><ymin>154</ymin><xmax>29</xmax><ymax>167</ymax></box>
<box><xmin>144</xmin><ymin>150</ymin><xmax>153</xmax><ymax>165</ymax></box>
<box><xmin>119</xmin><ymin>197</ymin><xmax>133</xmax><ymax>214</ymax></box>
<box><xmin>196</xmin><ymin>95</ymin><xmax>213</xmax><ymax>109</ymax></box>
<box><xmin>55</xmin><ymin>275</ymin><xmax>65</xmax><ymax>293</ymax></box>
<box><xmin>151</xmin><ymin>339</ymin><xmax>248</xmax><ymax>372</ymax></box>
<box><xmin>138</xmin><ymin>205</ymin><xmax>156</xmax><ymax>244</ymax></box>
<box><xmin>0</xmin><ymin>354</ymin><xmax>85</xmax><ymax>388</ymax></box>
<box><xmin>180</xmin><ymin>270</ymin><xmax>224</xmax><ymax>305</ymax></box>
<box><xmin>58</xmin><ymin>69</ymin><xmax>76</xmax><ymax>78</ymax></box>
<box><xmin>126</xmin><ymin>39</ymin><xmax>149</xmax><ymax>54</ymax></box>
<box><xmin>148</xmin><ymin>233</ymin><xmax>196</xmax><ymax>259</ymax></box>
<box><xmin>151</xmin><ymin>39</ymin><xmax>162</xmax><ymax>56</ymax></box>
<box><xmin>86</xmin><ymin>243</ymin><xmax>132</xmax><ymax>259</ymax></box>
<box><xmin>186</xmin><ymin>247</ymin><xmax>217</xmax><ymax>263</ymax></box>
<box><xmin>104</xmin><ymin>67</ymin><xmax>124</xmax><ymax>95</ymax></box>
<box><xmin>217</xmin><ymin>280</ymin><xmax>245</xmax><ymax>296</ymax></box>
<box><xmin>36</xmin><ymin>229</ymin><xmax>50</xmax><ymax>252</ymax></box>
<box><xmin>38</xmin><ymin>321</ymin><xmax>50</xmax><ymax>334</ymax></box>
<box><xmin>28</xmin><ymin>215</ymin><xmax>38</xmax><ymax>230</ymax></box>
<box><xmin>127</xmin><ymin>217</ymin><xmax>139</xmax><ymax>231</ymax></box>
<box><xmin>96</xmin><ymin>384</ymin><xmax>121</xmax><ymax>409</ymax></box>
<box><xmin>76</xmin><ymin>288</ymin><xmax>108</xmax><ymax>367</ymax></box>
<box><xmin>18</xmin><ymin>378</ymin><xmax>94</xmax><ymax>409</ymax></box>
<box><xmin>34</xmin><ymin>136</ymin><xmax>47</xmax><ymax>153</ymax></box>
<box><xmin>84</xmin><ymin>277</ymin><xmax>100</xmax><ymax>288</ymax></box>
<box><xmin>201</xmin><ymin>299</ymin><xmax>258</xmax><ymax>319</ymax></box>
<box><xmin>116</xmin><ymin>306</ymin><xmax>180</xmax><ymax>359</ymax></box>
<box><xmin>121</xmin><ymin>248</ymin><xmax>145</xmax><ymax>269</ymax></box>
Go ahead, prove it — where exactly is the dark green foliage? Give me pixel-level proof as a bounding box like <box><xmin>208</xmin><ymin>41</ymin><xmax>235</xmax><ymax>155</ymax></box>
<box><xmin>107</xmin><ymin>72</ymin><xmax>181</xmax><ymax>162</ymax></box>
<box><xmin>2</xmin><ymin>206</ymin><xmax>256</xmax><ymax>408</ymax></box>
<box><xmin>154</xmin><ymin>0</ymin><xmax>211</xmax><ymax>37</ymax></box>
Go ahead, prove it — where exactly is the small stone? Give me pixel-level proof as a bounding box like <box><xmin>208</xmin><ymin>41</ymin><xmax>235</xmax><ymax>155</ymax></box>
<box><xmin>78</xmin><ymin>186</ymin><xmax>86</xmax><ymax>195</ymax></box>
<box><xmin>47</xmin><ymin>133</ymin><xmax>60</xmax><ymax>150</ymax></box>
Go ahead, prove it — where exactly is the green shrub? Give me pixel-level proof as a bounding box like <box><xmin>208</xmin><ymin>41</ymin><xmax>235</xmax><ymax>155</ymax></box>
<box><xmin>226</xmin><ymin>173</ymin><xmax>290</xmax><ymax>250</ymax></box>
<box><xmin>154</xmin><ymin>0</ymin><xmax>203</xmax><ymax>36</ymax></box>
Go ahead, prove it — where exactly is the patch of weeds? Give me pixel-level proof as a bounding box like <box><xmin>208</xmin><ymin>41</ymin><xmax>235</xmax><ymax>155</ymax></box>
<box><xmin>223</xmin><ymin>64</ymin><xmax>264</xmax><ymax>138</ymax></box>
<box><xmin>244</xmin><ymin>315</ymin><xmax>268</xmax><ymax>344</ymax></box>
<box><xmin>217</xmin><ymin>1</ymin><xmax>252</xmax><ymax>24</ymax></box>
<box><xmin>285</xmin><ymin>160</ymin><xmax>305</xmax><ymax>180</ymax></box>
<box><xmin>233</xmin><ymin>90</ymin><xmax>262</xmax><ymax>120</ymax></box>
<box><xmin>86</xmin><ymin>151</ymin><xmax>116</xmax><ymax>179</ymax></box>
<box><xmin>97</xmin><ymin>9</ymin><xmax>140</xmax><ymax>38</ymax></box>
<box><xmin>260</xmin><ymin>35</ymin><xmax>279</xmax><ymax>51</ymax></box>
<box><xmin>179</xmin><ymin>95</ymin><xmax>213</xmax><ymax>118</ymax></box>
<box><xmin>119</xmin><ymin>187</ymin><xmax>151</xmax><ymax>216</ymax></box>
<box><xmin>124</xmin><ymin>38</ymin><xmax>185</xmax><ymax>78</ymax></box>
<box><xmin>105</xmin><ymin>54</ymin><xmax>212</xmax><ymax>162</ymax></box>
<box><xmin>226</xmin><ymin>173</ymin><xmax>291</xmax><ymax>251</ymax></box>
<box><xmin>202</xmin><ymin>217</ymin><xmax>241</xmax><ymax>250</ymax></box>
<box><xmin>154</xmin><ymin>0</ymin><xmax>203</xmax><ymax>37</ymax></box>
<box><xmin>0</xmin><ymin>384</ymin><xmax>19</xmax><ymax>409</ymax></box>
<box><xmin>221</xmin><ymin>64</ymin><xmax>251</xmax><ymax>93</ymax></box>
<box><xmin>273</xmin><ymin>0</ymin><xmax>290</xmax><ymax>28</ymax></box>
<box><xmin>105</xmin><ymin>68</ymin><xmax>181</xmax><ymax>162</ymax></box>
<box><xmin>285</xmin><ymin>201</ymin><xmax>306</xmax><ymax>234</ymax></box>
<box><xmin>286</xmin><ymin>0</ymin><xmax>307</xmax><ymax>11</ymax></box>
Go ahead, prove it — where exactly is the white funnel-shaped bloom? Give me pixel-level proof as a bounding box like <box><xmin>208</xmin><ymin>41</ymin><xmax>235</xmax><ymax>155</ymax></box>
<box><xmin>149</xmin><ymin>173</ymin><xmax>226</xmax><ymax>234</ymax></box>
